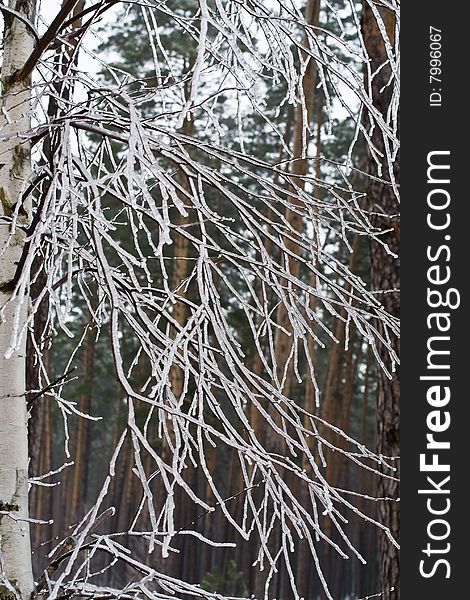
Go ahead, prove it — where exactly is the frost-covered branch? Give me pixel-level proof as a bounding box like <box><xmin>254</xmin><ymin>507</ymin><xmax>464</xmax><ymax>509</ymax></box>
<box><xmin>0</xmin><ymin>1</ymin><xmax>399</xmax><ymax>598</ymax></box>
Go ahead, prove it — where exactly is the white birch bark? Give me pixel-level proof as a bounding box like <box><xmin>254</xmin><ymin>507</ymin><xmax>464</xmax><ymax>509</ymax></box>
<box><xmin>0</xmin><ymin>1</ymin><xmax>36</xmax><ymax>597</ymax></box>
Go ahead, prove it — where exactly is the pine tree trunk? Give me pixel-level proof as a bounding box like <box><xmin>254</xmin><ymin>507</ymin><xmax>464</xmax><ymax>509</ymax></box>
<box><xmin>116</xmin><ymin>436</ymin><xmax>136</xmax><ymax>586</ymax></box>
<box><xmin>296</xmin><ymin>85</ymin><xmax>324</xmax><ymax>600</ymax></box>
<box><xmin>158</xmin><ymin>113</ymin><xmax>194</xmax><ymax>579</ymax></box>
<box><xmin>0</xmin><ymin>1</ymin><xmax>37</xmax><ymax>596</ymax></box>
<box><xmin>68</xmin><ymin>319</ymin><xmax>95</xmax><ymax>524</ymax></box>
<box><xmin>29</xmin><ymin>345</ymin><xmax>52</xmax><ymax>575</ymax></box>
<box><xmin>357</xmin><ymin>345</ymin><xmax>373</xmax><ymax>598</ymax></box>
<box><xmin>337</xmin><ymin>325</ymin><xmax>359</xmax><ymax>490</ymax></box>
<box><xmin>26</xmin><ymin>258</ymin><xmax>49</xmax><ymax>567</ymax></box>
<box><xmin>361</xmin><ymin>3</ymin><xmax>400</xmax><ymax>599</ymax></box>
<box><xmin>168</xmin><ymin>101</ymin><xmax>194</xmax><ymax>401</ymax></box>
<box><xmin>257</xmin><ymin>4</ymin><xmax>321</xmax><ymax>597</ymax></box>
<box><xmin>29</xmin><ymin>0</ymin><xmax>86</xmax><ymax>568</ymax></box>
<box><xmin>27</xmin><ymin>268</ymin><xmax>49</xmax><ymax>480</ymax></box>
<box><xmin>271</xmin><ymin>0</ymin><xmax>320</xmax><ymax>398</ymax></box>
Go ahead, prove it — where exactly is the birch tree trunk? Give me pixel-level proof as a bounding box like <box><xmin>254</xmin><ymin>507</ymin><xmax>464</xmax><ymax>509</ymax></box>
<box><xmin>0</xmin><ymin>1</ymin><xmax>36</xmax><ymax>597</ymax></box>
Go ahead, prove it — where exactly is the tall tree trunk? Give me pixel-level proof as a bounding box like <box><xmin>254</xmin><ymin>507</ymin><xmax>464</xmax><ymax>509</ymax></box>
<box><xmin>317</xmin><ymin>235</ymin><xmax>360</xmax><ymax>599</ymax></box>
<box><xmin>335</xmin><ymin>327</ymin><xmax>360</xmax><ymax>600</ymax></box>
<box><xmin>27</xmin><ymin>270</ymin><xmax>49</xmax><ymax>481</ymax></box>
<box><xmin>30</xmin><ymin>348</ymin><xmax>53</xmax><ymax>574</ymax></box>
<box><xmin>272</xmin><ymin>0</ymin><xmax>320</xmax><ymax>399</ymax></box>
<box><xmin>296</xmin><ymin>84</ymin><xmax>323</xmax><ymax>600</ymax></box>
<box><xmin>117</xmin><ymin>436</ymin><xmax>135</xmax><ymax>535</ymax></box>
<box><xmin>269</xmin><ymin>0</ymin><xmax>321</xmax><ymax>428</ymax></box>
<box><xmin>28</xmin><ymin>0</ymin><xmax>86</xmax><ymax>568</ymax></box>
<box><xmin>257</xmin><ymin>3</ymin><xmax>321</xmax><ymax>598</ymax></box>
<box><xmin>168</xmin><ymin>83</ymin><xmax>195</xmax><ymax>402</ymax></box>
<box><xmin>361</xmin><ymin>4</ymin><xmax>400</xmax><ymax>599</ymax></box>
<box><xmin>26</xmin><ymin>260</ymin><xmax>50</xmax><ymax>567</ymax></box>
<box><xmin>357</xmin><ymin>344</ymin><xmax>374</xmax><ymax>597</ymax></box>
<box><xmin>337</xmin><ymin>325</ymin><xmax>359</xmax><ymax>490</ymax></box>
<box><xmin>321</xmin><ymin>236</ymin><xmax>360</xmax><ymax>474</ymax></box>
<box><xmin>68</xmin><ymin>319</ymin><xmax>96</xmax><ymax>524</ymax></box>
<box><xmin>158</xmin><ymin>112</ymin><xmax>194</xmax><ymax>579</ymax></box>
<box><xmin>0</xmin><ymin>1</ymin><xmax>37</xmax><ymax>596</ymax></box>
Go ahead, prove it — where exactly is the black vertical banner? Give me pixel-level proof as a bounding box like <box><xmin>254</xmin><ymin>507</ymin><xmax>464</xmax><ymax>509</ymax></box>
<box><xmin>402</xmin><ymin>3</ymin><xmax>467</xmax><ymax>598</ymax></box>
